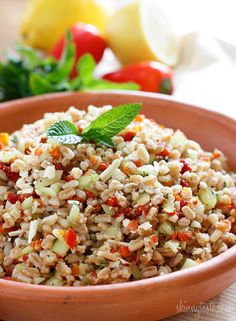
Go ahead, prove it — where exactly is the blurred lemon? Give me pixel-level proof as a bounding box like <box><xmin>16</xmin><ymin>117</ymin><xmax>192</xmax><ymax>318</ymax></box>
<box><xmin>20</xmin><ymin>0</ymin><xmax>110</xmax><ymax>52</ymax></box>
<box><xmin>106</xmin><ymin>0</ymin><xmax>181</xmax><ymax>66</ymax></box>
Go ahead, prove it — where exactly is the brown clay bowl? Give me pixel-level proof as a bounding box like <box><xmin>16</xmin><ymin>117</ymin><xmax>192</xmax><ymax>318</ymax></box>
<box><xmin>0</xmin><ymin>91</ymin><xmax>236</xmax><ymax>321</ymax></box>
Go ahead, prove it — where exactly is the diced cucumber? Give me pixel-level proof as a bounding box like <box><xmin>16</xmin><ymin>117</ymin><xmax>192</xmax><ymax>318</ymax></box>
<box><xmin>79</xmin><ymin>174</ymin><xmax>99</xmax><ymax>190</ymax></box>
<box><xmin>170</xmin><ymin>130</ymin><xmax>187</xmax><ymax>148</ymax></box>
<box><xmin>51</xmin><ymin>239</ymin><xmax>69</xmax><ymax>257</ymax></box>
<box><xmin>181</xmin><ymin>258</ymin><xmax>199</xmax><ymax>270</ymax></box>
<box><xmin>35</xmin><ymin>187</ymin><xmax>57</xmax><ymax>198</ymax></box>
<box><xmin>131</xmin><ymin>265</ymin><xmax>141</xmax><ymax>280</ymax></box>
<box><xmin>21</xmin><ymin>196</ymin><xmax>33</xmax><ymax>210</ymax></box>
<box><xmin>19</xmin><ymin>246</ymin><xmax>34</xmax><ymax>257</ymax></box>
<box><xmin>50</xmin><ymin>182</ymin><xmax>61</xmax><ymax>194</ymax></box>
<box><xmin>135</xmin><ymin>192</ymin><xmax>150</xmax><ymax>205</ymax></box>
<box><xmin>138</xmin><ymin>165</ymin><xmax>156</xmax><ymax>176</ymax></box>
<box><xmin>101</xmin><ymin>204</ymin><xmax>115</xmax><ymax>215</ymax></box>
<box><xmin>158</xmin><ymin>221</ymin><xmax>174</xmax><ymax>235</ymax></box>
<box><xmin>164</xmin><ymin>240</ymin><xmax>180</xmax><ymax>254</ymax></box>
<box><xmin>46</xmin><ymin>276</ymin><xmax>64</xmax><ymax>286</ymax></box>
<box><xmin>162</xmin><ymin>197</ymin><xmax>175</xmax><ymax>213</ymax></box>
<box><xmin>187</xmin><ymin>149</ymin><xmax>198</xmax><ymax>161</ymax></box>
<box><xmin>198</xmin><ymin>188</ymin><xmax>217</xmax><ymax>210</ymax></box>
<box><xmin>68</xmin><ymin>204</ymin><xmax>80</xmax><ymax>226</ymax></box>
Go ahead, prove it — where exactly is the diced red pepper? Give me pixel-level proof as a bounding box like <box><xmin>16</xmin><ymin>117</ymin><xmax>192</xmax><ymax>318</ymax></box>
<box><xmin>84</xmin><ymin>189</ymin><xmax>96</xmax><ymax>199</ymax></box>
<box><xmin>181</xmin><ymin>180</ymin><xmax>189</xmax><ymax>187</ymax></box>
<box><xmin>136</xmin><ymin>203</ymin><xmax>151</xmax><ymax>217</ymax></box>
<box><xmin>170</xmin><ymin>231</ymin><xmax>178</xmax><ymax>240</ymax></box>
<box><xmin>22</xmin><ymin>254</ymin><xmax>28</xmax><ymax>262</ymax></box>
<box><xmin>0</xmin><ymin>162</ymin><xmax>20</xmax><ymax>182</ymax></box>
<box><xmin>150</xmin><ymin>234</ymin><xmax>158</xmax><ymax>243</ymax></box>
<box><xmin>7</xmin><ymin>191</ymin><xmax>20</xmax><ymax>204</ymax></box>
<box><xmin>65</xmin><ymin>175</ymin><xmax>74</xmax><ymax>182</ymax></box>
<box><xmin>119</xmin><ymin>246</ymin><xmax>131</xmax><ymax>258</ymax></box>
<box><xmin>180</xmin><ymin>159</ymin><xmax>192</xmax><ymax>174</ymax></box>
<box><xmin>132</xmin><ymin>160</ymin><xmax>142</xmax><ymax>168</ymax></box>
<box><xmin>122</xmin><ymin>131</ymin><xmax>136</xmax><ymax>142</ymax></box>
<box><xmin>40</xmin><ymin>137</ymin><xmax>47</xmax><ymax>143</ymax></box>
<box><xmin>114</xmin><ymin>207</ymin><xmax>132</xmax><ymax>218</ymax></box>
<box><xmin>99</xmin><ymin>162</ymin><xmax>110</xmax><ymax>171</ymax></box>
<box><xmin>180</xmin><ymin>200</ymin><xmax>188</xmax><ymax>210</ymax></box>
<box><xmin>105</xmin><ymin>196</ymin><xmax>119</xmax><ymax>207</ymax></box>
<box><xmin>64</xmin><ymin>228</ymin><xmax>77</xmax><ymax>249</ymax></box>
<box><xmin>177</xmin><ymin>230</ymin><xmax>193</xmax><ymax>241</ymax></box>
<box><xmin>127</xmin><ymin>219</ymin><xmax>138</xmax><ymax>232</ymax></box>
<box><xmin>52</xmin><ymin>160</ymin><xmax>63</xmax><ymax>170</ymax></box>
<box><xmin>231</xmin><ymin>222</ymin><xmax>236</xmax><ymax>234</ymax></box>
<box><xmin>158</xmin><ymin>148</ymin><xmax>170</xmax><ymax>157</ymax></box>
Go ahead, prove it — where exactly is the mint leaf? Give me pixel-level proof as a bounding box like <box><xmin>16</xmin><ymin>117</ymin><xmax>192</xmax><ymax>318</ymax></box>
<box><xmin>76</xmin><ymin>53</ymin><xmax>96</xmax><ymax>85</ymax></box>
<box><xmin>47</xmin><ymin>120</ymin><xmax>83</xmax><ymax>145</ymax></box>
<box><xmin>82</xmin><ymin>103</ymin><xmax>141</xmax><ymax>143</ymax></box>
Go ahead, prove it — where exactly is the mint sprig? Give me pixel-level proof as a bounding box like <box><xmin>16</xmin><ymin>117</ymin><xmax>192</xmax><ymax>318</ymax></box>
<box><xmin>47</xmin><ymin>120</ymin><xmax>83</xmax><ymax>145</ymax></box>
<box><xmin>47</xmin><ymin>103</ymin><xmax>142</xmax><ymax>147</ymax></box>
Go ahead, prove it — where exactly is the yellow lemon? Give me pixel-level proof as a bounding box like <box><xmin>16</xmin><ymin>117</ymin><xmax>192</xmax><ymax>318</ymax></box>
<box><xmin>106</xmin><ymin>0</ymin><xmax>181</xmax><ymax>66</ymax></box>
<box><xmin>20</xmin><ymin>0</ymin><xmax>110</xmax><ymax>52</ymax></box>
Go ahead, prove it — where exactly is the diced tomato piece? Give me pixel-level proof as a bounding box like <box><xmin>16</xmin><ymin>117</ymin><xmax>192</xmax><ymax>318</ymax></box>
<box><xmin>105</xmin><ymin>196</ymin><xmax>119</xmax><ymax>207</ymax></box>
<box><xmin>127</xmin><ymin>219</ymin><xmax>138</xmax><ymax>232</ymax></box>
<box><xmin>132</xmin><ymin>160</ymin><xmax>142</xmax><ymax>167</ymax></box>
<box><xmin>180</xmin><ymin>200</ymin><xmax>188</xmax><ymax>209</ymax></box>
<box><xmin>22</xmin><ymin>254</ymin><xmax>28</xmax><ymax>262</ymax></box>
<box><xmin>177</xmin><ymin>230</ymin><xmax>193</xmax><ymax>241</ymax></box>
<box><xmin>119</xmin><ymin>246</ymin><xmax>131</xmax><ymax>258</ymax></box>
<box><xmin>0</xmin><ymin>162</ymin><xmax>20</xmax><ymax>182</ymax></box>
<box><xmin>136</xmin><ymin>203</ymin><xmax>151</xmax><ymax>217</ymax></box>
<box><xmin>181</xmin><ymin>180</ymin><xmax>189</xmax><ymax>187</ymax></box>
<box><xmin>84</xmin><ymin>189</ymin><xmax>96</xmax><ymax>199</ymax></box>
<box><xmin>114</xmin><ymin>207</ymin><xmax>132</xmax><ymax>218</ymax></box>
<box><xmin>34</xmin><ymin>147</ymin><xmax>42</xmax><ymax>156</ymax></box>
<box><xmin>40</xmin><ymin>137</ymin><xmax>47</xmax><ymax>143</ymax></box>
<box><xmin>52</xmin><ymin>160</ymin><xmax>63</xmax><ymax>170</ymax></box>
<box><xmin>50</xmin><ymin>146</ymin><xmax>61</xmax><ymax>159</ymax></box>
<box><xmin>158</xmin><ymin>148</ymin><xmax>170</xmax><ymax>157</ymax></box>
<box><xmin>7</xmin><ymin>191</ymin><xmax>20</xmax><ymax>204</ymax></box>
<box><xmin>0</xmin><ymin>224</ymin><xmax>5</xmax><ymax>234</ymax></box>
<box><xmin>65</xmin><ymin>175</ymin><xmax>74</xmax><ymax>182</ymax></box>
<box><xmin>99</xmin><ymin>162</ymin><xmax>110</xmax><ymax>171</ymax></box>
<box><xmin>150</xmin><ymin>234</ymin><xmax>158</xmax><ymax>243</ymax></box>
<box><xmin>122</xmin><ymin>131</ymin><xmax>136</xmax><ymax>142</ymax></box>
<box><xmin>180</xmin><ymin>159</ymin><xmax>192</xmax><ymax>174</ymax></box>
<box><xmin>64</xmin><ymin>228</ymin><xmax>77</xmax><ymax>249</ymax></box>
<box><xmin>134</xmin><ymin>115</ymin><xmax>144</xmax><ymax>122</ymax></box>
<box><xmin>93</xmin><ymin>204</ymin><xmax>101</xmax><ymax>213</ymax></box>
<box><xmin>170</xmin><ymin>231</ymin><xmax>178</xmax><ymax>240</ymax></box>
<box><xmin>71</xmin><ymin>263</ymin><xmax>80</xmax><ymax>276</ymax></box>
<box><xmin>3</xmin><ymin>276</ymin><xmax>13</xmax><ymax>281</ymax></box>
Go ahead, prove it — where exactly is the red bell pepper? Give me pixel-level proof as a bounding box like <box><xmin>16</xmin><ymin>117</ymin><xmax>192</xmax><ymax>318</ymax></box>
<box><xmin>103</xmin><ymin>61</ymin><xmax>174</xmax><ymax>94</ymax></box>
<box><xmin>64</xmin><ymin>228</ymin><xmax>77</xmax><ymax>249</ymax></box>
<box><xmin>50</xmin><ymin>23</ymin><xmax>107</xmax><ymax>78</ymax></box>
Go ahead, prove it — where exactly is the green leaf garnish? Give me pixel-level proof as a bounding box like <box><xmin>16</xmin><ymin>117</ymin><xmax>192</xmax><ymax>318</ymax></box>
<box><xmin>47</xmin><ymin>120</ymin><xmax>83</xmax><ymax>145</ymax></box>
<box><xmin>82</xmin><ymin>103</ymin><xmax>141</xmax><ymax>145</ymax></box>
<box><xmin>46</xmin><ymin>103</ymin><xmax>142</xmax><ymax>146</ymax></box>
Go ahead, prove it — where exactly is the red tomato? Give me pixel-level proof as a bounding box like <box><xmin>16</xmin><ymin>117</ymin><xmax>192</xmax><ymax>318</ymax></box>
<box><xmin>119</xmin><ymin>246</ymin><xmax>131</xmax><ymax>258</ymax></box>
<box><xmin>50</xmin><ymin>23</ymin><xmax>107</xmax><ymax>78</ymax></box>
<box><xmin>103</xmin><ymin>61</ymin><xmax>174</xmax><ymax>94</ymax></box>
<box><xmin>64</xmin><ymin>228</ymin><xmax>77</xmax><ymax>249</ymax></box>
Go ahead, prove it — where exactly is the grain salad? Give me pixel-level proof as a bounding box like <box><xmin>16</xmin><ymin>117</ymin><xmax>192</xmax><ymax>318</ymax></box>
<box><xmin>0</xmin><ymin>104</ymin><xmax>236</xmax><ymax>286</ymax></box>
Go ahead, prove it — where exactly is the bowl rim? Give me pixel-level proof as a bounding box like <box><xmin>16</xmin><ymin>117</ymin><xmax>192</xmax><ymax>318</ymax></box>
<box><xmin>0</xmin><ymin>91</ymin><xmax>235</xmax><ymax>298</ymax></box>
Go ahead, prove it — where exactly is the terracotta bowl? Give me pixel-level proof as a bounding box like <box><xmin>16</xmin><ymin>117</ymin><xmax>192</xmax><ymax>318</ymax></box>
<box><xmin>0</xmin><ymin>91</ymin><xmax>236</xmax><ymax>321</ymax></box>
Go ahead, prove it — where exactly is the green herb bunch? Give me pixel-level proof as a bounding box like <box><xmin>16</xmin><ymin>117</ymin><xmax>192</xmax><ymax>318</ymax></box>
<box><xmin>0</xmin><ymin>32</ymin><xmax>139</xmax><ymax>102</ymax></box>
